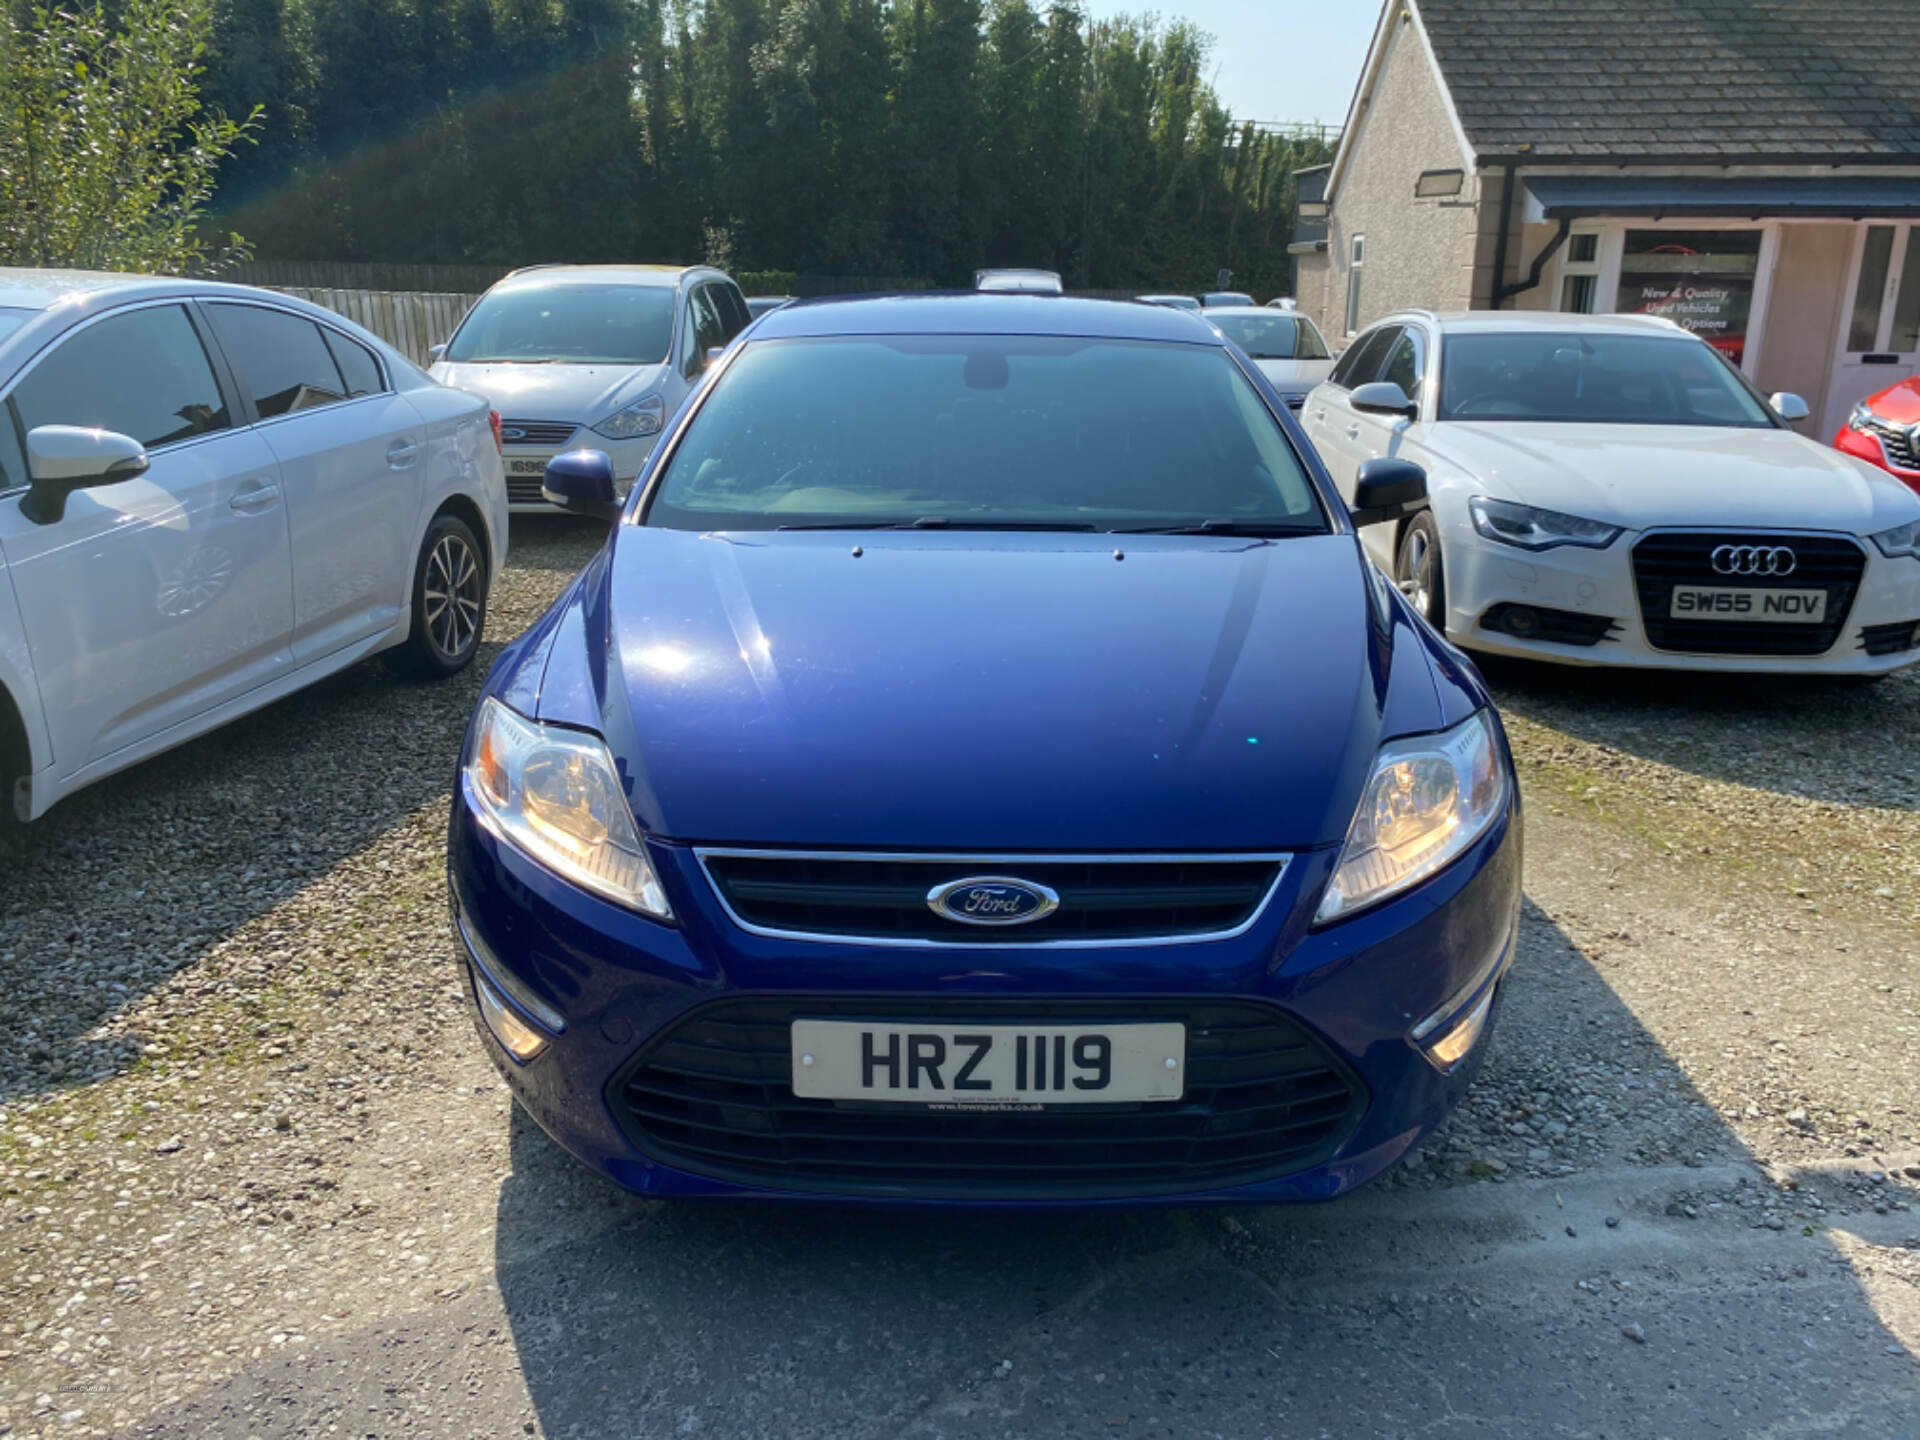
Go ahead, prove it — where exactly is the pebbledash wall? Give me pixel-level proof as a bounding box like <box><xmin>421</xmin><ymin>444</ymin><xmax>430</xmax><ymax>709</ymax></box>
<box><xmin>1299</xmin><ymin>4</ymin><xmax>1484</xmax><ymax>335</ymax></box>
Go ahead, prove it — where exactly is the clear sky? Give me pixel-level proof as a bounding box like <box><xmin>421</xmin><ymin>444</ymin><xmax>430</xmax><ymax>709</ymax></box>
<box><xmin>1080</xmin><ymin>0</ymin><xmax>1382</xmax><ymax>129</ymax></box>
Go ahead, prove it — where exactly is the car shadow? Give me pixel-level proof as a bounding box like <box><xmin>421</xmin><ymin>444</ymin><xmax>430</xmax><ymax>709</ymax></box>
<box><xmin>1478</xmin><ymin>650</ymin><xmax>1920</xmax><ymax>811</ymax></box>
<box><xmin>486</xmin><ymin>900</ymin><xmax>1920</xmax><ymax>1438</ymax></box>
<box><xmin>0</xmin><ymin>515</ymin><xmax>606</xmax><ymax>1107</ymax></box>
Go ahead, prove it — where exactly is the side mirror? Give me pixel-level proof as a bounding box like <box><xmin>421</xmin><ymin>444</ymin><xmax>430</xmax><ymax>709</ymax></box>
<box><xmin>1350</xmin><ymin>457</ymin><xmax>1429</xmax><ymax>528</ymax></box>
<box><xmin>1770</xmin><ymin>391</ymin><xmax>1810</xmax><ymax>422</ymax></box>
<box><xmin>1350</xmin><ymin>381</ymin><xmax>1418</xmax><ymax>419</ymax></box>
<box><xmin>541</xmin><ymin>448</ymin><xmax>623</xmax><ymax>525</ymax></box>
<box><xmin>19</xmin><ymin>425</ymin><xmax>149</xmax><ymax>525</ymax></box>
<box><xmin>427</xmin><ymin>343</ymin><xmax>447</xmax><ymax>364</ymax></box>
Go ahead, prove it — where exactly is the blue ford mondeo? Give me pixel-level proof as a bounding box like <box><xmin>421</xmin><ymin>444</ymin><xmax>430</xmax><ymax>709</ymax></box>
<box><xmin>447</xmin><ymin>293</ymin><xmax>1521</xmax><ymax>1205</ymax></box>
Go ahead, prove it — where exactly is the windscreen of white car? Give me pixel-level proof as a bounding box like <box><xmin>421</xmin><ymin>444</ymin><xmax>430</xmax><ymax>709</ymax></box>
<box><xmin>1211</xmin><ymin>314</ymin><xmax>1330</xmax><ymax>361</ymax></box>
<box><xmin>645</xmin><ymin>335</ymin><xmax>1327</xmax><ymax>533</ymax></box>
<box><xmin>1439</xmin><ymin>333</ymin><xmax>1777</xmax><ymax>427</ymax></box>
<box><xmin>446</xmin><ymin>284</ymin><xmax>677</xmax><ymax>365</ymax></box>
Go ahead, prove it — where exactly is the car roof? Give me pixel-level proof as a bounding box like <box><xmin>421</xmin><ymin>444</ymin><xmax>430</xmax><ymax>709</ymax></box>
<box><xmin>747</xmin><ymin>292</ymin><xmax>1223</xmax><ymax>343</ymax></box>
<box><xmin>0</xmin><ymin>266</ymin><xmax>173</xmax><ymax>312</ymax></box>
<box><xmin>491</xmin><ymin>263</ymin><xmax>713</xmax><ymax>291</ymax></box>
<box><xmin>1396</xmin><ymin>309</ymin><xmax>1694</xmax><ymax>340</ymax></box>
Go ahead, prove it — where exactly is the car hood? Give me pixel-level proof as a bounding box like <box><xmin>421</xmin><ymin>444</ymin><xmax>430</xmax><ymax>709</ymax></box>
<box><xmin>1423</xmin><ymin>422</ymin><xmax>1920</xmax><ymax>534</ymax></box>
<box><xmin>1254</xmin><ymin>358</ymin><xmax>1336</xmax><ymax>392</ymax></box>
<box><xmin>524</xmin><ymin>529</ymin><xmax>1455</xmax><ymax>852</ymax></box>
<box><xmin>427</xmin><ymin>360</ymin><xmax>669</xmax><ymax>423</ymax></box>
<box><xmin>1862</xmin><ymin>377</ymin><xmax>1920</xmax><ymax>426</ymax></box>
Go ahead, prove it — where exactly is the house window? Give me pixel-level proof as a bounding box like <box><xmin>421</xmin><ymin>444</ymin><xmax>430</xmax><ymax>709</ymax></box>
<box><xmin>1346</xmin><ymin>235</ymin><xmax>1365</xmax><ymax>335</ymax></box>
<box><xmin>1559</xmin><ymin>230</ymin><xmax>1602</xmax><ymax>313</ymax></box>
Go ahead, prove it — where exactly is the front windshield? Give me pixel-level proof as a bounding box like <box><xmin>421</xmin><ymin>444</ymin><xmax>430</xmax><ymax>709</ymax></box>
<box><xmin>1212</xmin><ymin>314</ymin><xmax>1329</xmax><ymax>361</ymax></box>
<box><xmin>446</xmin><ymin>283</ymin><xmax>676</xmax><ymax>364</ymax></box>
<box><xmin>0</xmin><ymin>306</ymin><xmax>32</xmax><ymax>344</ymax></box>
<box><xmin>645</xmin><ymin>334</ymin><xmax>1327</xmax><ymax>533</ymax></box>
<box><xmin>1439</xmin><ymin>332</ymin><xmax>1776</xmax><ymax>427</ymax></box>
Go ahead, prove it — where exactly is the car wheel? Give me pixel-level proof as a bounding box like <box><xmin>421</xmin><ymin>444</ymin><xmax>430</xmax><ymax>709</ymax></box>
<box><xmin>1394</xmin><ymin>512</ymin><xmax>1446</xmax><ymax>629</ymax></box>
<box><xmin>388</xmin><ymin>513</ymin><xmax>489</xmax><ymax>679</ymax></box>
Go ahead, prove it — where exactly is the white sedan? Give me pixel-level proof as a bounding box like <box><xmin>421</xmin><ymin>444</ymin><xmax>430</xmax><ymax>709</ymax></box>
<box><xmin>0</xmin><ymin>269</ymin><xmax>507</xmax><ymax>825</ymax></box>
<box><xmin>1303</xmin><ymin>310</ymin><xmax>1920</xmax><ymax>674</ymax></box>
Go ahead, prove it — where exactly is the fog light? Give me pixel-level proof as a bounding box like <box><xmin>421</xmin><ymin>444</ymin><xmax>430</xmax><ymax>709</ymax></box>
<box><xmin>1420</xmin><ymin>985</ymin><xmax>1496</xmax><ymax>1072</ymax></box>
<box><xmin>472</xmin><ymin>966</ymin><xmax>549</xmax><ymax>1062</ymax></box>
<box><xmin>1500</xmin><ymin>605</ymin><xmax>1540</xmax><ymax>639</ymax></box>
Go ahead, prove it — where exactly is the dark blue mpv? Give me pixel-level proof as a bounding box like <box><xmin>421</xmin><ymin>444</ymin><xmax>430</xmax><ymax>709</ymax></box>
<box><xmin>448</xmin><ymin>294</ymin><xmax>1521</xmax><ymax>1205</ymax></box>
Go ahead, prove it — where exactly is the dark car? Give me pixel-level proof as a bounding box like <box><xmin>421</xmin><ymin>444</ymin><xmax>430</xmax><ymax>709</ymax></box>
<box><xmin>448</xmin><ymin>294</ymin><xmax>1522</xmax><ymax>1205</ymax></box>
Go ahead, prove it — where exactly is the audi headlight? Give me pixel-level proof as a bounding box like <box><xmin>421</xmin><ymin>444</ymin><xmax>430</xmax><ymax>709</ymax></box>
<box><xmin>593</xmin><ymin>394</ymin><xmax>664</xmax><ymax>441</ymax></box>
<box><xmin>1469</xmin><ymin>496</ymin><xmax>1621</xmax><ymax>552</ymax></box>
<box><xmin>1869</xmin><ymin>515</ymin><xmax>1920</xmax><ymax>560</ymax></box>
<box><xmin>465</xmin><ymin>698</ymin><xmax>672</xmax><ymax>918</ymax></box>
<box><xmin>1316</xmin><ymin>711</ymin><xmax>1509</xmax><ymax>924</ymax></box>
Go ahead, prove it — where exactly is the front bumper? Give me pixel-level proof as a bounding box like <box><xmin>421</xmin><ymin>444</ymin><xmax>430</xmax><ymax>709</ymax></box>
<box><xmin>446</xmin><ymin>785</ymin><xmax>1523</xmax><ymax>1207</ymax></box>
<box><xmin>1439</xmin><ymin>514</ymin><xmax>1920</xmax><ymax>673</ymax></box>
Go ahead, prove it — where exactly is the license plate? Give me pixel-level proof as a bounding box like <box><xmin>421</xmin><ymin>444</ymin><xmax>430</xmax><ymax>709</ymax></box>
<box><xmin>1669</xmin><ymin>585</ymin><xmax>1828</xmax><ymax>623</ymax></box>
<box><xmin>506</xmin><ymin>456</ymin><xmax>552</xmax><ymax>476</ymax></box>
<box><xmin>789</xmin><ymin>1020</ymin><xmax>1186</xmax><ymax>1106</ymax></box>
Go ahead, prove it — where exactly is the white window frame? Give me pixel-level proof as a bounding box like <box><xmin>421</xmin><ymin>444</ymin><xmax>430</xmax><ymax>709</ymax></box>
<box><xmin>1555</xmin><ymin>228</ymin><xmax>1604</xmax><ymax>314</ymax></box>
<box><xmin>1345</xmin><ymin>234</ymin><xmax>1365</xmax><ymax>336</ymax></box>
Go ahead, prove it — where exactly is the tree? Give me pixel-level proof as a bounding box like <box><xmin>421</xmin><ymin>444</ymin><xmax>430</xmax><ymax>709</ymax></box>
<box><xmin>0</xmin><ymin>0</ymin><xmax>260</xmax><ymax>272</ymax></box>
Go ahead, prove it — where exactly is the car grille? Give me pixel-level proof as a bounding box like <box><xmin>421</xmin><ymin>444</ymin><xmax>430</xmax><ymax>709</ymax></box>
<box><xmin>500</xmin><ymin>419</ymin><xmax>578</xmax><ymax>447</ymax></box>
<box><xmin>610</xmin><ymin>995</ymin><xmax>1367</xmax><ymax>1199</ymax></box>
<box><xmin>1859</xmin><ymin>619</ymin><xmax>1920</xmax><ymax>657</ymax></box>
<box><xmin>505</xmin><ymin>475</ymin><xmax>552</xmax><ymax>505</ymax></box>
<box><xmin>698</xmin><ymin>851</ymin><xmax>1286</xmax><ymax>945</ymax></box>
<box><xmin>1862</xmin><ymin>416</ymin><xmax>1920</xmax><ymax>472</ymax></box>
<box><xmin>1632</xmin><ymin>532</ymin><xmax>1865</xmax><ymax>657</ymax></box>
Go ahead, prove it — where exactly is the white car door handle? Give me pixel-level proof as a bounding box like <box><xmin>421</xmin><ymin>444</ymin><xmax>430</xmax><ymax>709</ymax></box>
<box><xmin>386</xmin><ymin>439</ymin><xmax>420</xmax><ymax>468</ymax></box>
<box><xmin>1345</xmin><ymin>424</ymin><xmax>1360</xmax><ymax>440</ymax></box>
<box><xmin>228</xmin><ymin>480</ymin><xmax>281</xmax><ymax>514</ymax></box>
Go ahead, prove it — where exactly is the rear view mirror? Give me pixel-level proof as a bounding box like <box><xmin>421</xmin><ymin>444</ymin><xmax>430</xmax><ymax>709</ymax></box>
<box><xmin>1350</xmin><ymin>457</ymin><xmax>1429</xmax><ymax>528</ymax></box>
<box><xmin>542</xmin><ymin>448</ymin><xmax>623</xmax><ymax>525</ymax></box>
<box><xmin>20</xmin><ymin>425</ymin><xmax>149</xmax><ymax>525</ymax></box>
<box><xmin>1770</xmin><ymin>391</ymin><xmax>1810</xmax><ymax>422</ymax></box>
<box><xmin>428</xmin><ymin>343</ymin><xmax>447</xmax><ymax>364</ymax></box>
<box><xmin>1350</xmin><ymin>381</ymin><xmax>1418</xmax><ymax>419</ymax></box>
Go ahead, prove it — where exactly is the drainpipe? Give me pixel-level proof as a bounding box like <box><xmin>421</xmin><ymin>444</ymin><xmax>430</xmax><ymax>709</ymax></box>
<box><xmin>1497</xmin><ymin>218</ymin><xmax>1573</xmax><ymax>304</ymax></box>
<box><xmin>1488</xmin><ymin>162</ymin><xmax>1516</xmax><ymax>311</ymax></box>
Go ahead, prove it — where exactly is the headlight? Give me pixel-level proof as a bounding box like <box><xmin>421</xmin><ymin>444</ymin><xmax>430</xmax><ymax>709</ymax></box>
<box><xmin>593</xmin><ymin>394</ymin><xmax>664</xmax><ymax>441</ymax></box>
<box><xmin>1869</xmin><ymin>515</ymin><xmax>1920</xmax><ymax>560</ymax></box>
<box><xmin>1469</xmin><ymin>496</ymin><xmax>1621</xmax><ymax>552</ymax></box>
<box><xmin>1316</xmin><ymin>711</ymin><xmax>1509</xmax><ymax>924</ymax></box>
<box><xmin>465</xmin><ymin>698</ymin><xmax>672</xmax><ymax>918</ymax></box>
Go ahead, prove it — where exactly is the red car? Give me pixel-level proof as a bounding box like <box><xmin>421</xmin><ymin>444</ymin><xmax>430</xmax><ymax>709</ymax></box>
<box><xmin>1836</xmin><ymin>376</ymin><xmax>1920</xmax><ymax>495</ymax></box>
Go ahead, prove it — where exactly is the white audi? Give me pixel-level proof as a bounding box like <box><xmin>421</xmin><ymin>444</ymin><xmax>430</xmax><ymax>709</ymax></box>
<box><xmin>1304</xmin><ymin>311</ymin><xmax>1920</xmax><ymax>674</ymax></box>
<box><xmin>0</xmin><ymin>269</ymin><xmax>506</xmax><ymax>826</ymax></box>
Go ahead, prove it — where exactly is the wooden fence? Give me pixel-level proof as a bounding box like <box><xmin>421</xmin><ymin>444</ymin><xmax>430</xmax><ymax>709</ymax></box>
<box><xmin>277</xmin><ymin>287</ymin><xmax>477</xmax><ymax>366</ymax></box>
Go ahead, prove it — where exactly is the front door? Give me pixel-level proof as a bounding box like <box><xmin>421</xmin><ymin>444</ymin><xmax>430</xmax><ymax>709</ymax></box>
<box><xmin>0</xmin><ymin>302</ymin><xmax>295</xmax><ymax>775</ymax></box>
<box><xmin>1825</xmin><ymin>223</ymin><xmax>1920</xmax><ymax>438</ymax></box>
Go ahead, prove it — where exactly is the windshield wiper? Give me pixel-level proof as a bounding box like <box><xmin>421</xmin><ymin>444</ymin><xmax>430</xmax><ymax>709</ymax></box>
<box><xmin>776</xmin><ymin>517</ymin><xmax>1097</xmax><ymax>532</ymax></box>
<box><xmin>1112</xmin><ymin>520</ymin><xmax>1323</xmax><ymax>536</ymax></box>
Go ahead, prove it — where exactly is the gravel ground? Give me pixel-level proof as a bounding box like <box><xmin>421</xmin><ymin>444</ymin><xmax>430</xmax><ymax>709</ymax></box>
<box><xmin>1</xmin><ymin>518</ymin><xmax>1916</xmax><ymax>1437</ymax></box>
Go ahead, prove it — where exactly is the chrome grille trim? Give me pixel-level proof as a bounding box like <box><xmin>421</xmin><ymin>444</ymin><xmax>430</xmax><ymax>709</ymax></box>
<box><xmin>693</xmin><ymin>848</ymin><xmax>1294</xmax><ymax>949</ymax></box>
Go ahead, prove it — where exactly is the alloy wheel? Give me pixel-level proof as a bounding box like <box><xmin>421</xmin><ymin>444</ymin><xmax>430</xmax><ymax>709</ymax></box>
<box><xmin>1397</xmin><ymin>527</ymin><xmax>1435</xmax><ymax>619</ymax></box>
<box><xmin>424</xmin><ymin>534</ymin><xmax>483</xmax><ymax>661</ymax></box>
